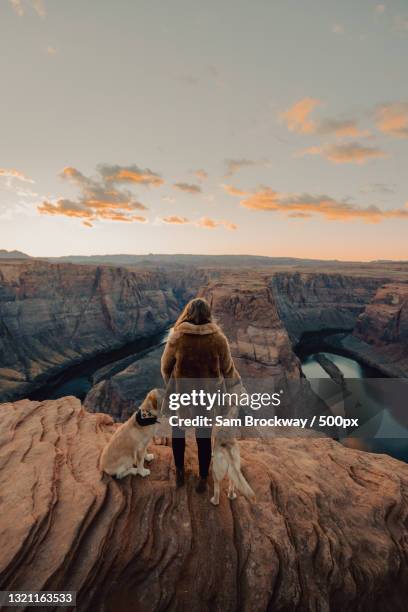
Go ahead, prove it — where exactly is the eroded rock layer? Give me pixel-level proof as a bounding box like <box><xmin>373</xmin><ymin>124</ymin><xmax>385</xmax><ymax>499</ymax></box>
<box><xmin>1</xmin><ymin>397</ymin><xmax>408</xmax><ymax>611</ymax></box>
<box><xmin>271</xmin><ymin>272</ymin><xmax>384</xmax><ymax>343</ymax></box>
<box><xmin>0</xmin><ymin>261</ymin><xmax>207</xmax><ymax>401</ymax></box>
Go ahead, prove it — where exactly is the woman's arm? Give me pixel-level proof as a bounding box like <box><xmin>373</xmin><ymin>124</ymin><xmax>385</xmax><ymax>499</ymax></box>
<box><xmin>161</xmin><ymin>337</ymin><xmax>177</xmax><ymax>384</ymax></box>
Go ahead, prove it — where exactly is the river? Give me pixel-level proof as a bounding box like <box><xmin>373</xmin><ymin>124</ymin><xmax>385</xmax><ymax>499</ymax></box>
<box><xmin>29</xmin><ymin>327</ymin><xmax>171</xmax><ymax>402</ymax></box>
<box><xmin>299</xmin><ymin>342</ymin><xmax>408</xmax><ymax>462</ymax></box>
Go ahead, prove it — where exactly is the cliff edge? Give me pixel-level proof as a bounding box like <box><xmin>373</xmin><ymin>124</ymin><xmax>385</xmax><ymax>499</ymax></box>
<box><xmin>1</xmin><ymin>397</ymin><xmax>408</xmax><ymax>611</ymax></box>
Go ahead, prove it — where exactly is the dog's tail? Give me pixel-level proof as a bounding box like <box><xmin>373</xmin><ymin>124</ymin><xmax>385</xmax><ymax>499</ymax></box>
<box><xmin>224</xmin><ymin>446</ymin><xmax>255</xmax><ymax>500</ymax></box>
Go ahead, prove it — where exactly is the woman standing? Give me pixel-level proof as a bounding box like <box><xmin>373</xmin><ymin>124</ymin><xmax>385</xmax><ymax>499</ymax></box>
<box><xmin>161</xmin><ymin>297</ymin><xmax>241</xmax><ymax>492</ymax></box>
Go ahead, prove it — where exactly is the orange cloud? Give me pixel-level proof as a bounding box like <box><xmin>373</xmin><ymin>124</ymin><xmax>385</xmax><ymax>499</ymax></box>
<box><xmin>162</xmin><ymin>216</ymin><xmax>189</xmax><ymax>224</ymax></box>
<box><xmin>0</xmin><ymin>168</ymin><xmax>34</xmax><ymax>183</ymax></box>
<box><xmin>221</xmin><ymin>184</ymin><xmax>248</xmax><ymax>197</ymax></box>
<box><xmin>193</xmin><ymin>169</ymin><xmax>208</xmax><ymax>181</ymax></box>
<box><xmin>173</xmin><ymin>182</ymin><xmax>202</xmax><ymax>194</ymax></box>
<box><xmin>317</xmin><ymin>119</ymin><xmax>370</xmax><ymax>138</ymax></box>
<box><xmin>224</xmin><ymin>158</ymin><xmax>269</xmax><ymax>177</ymax></box>
<box><xmin>376</xmin><ymin>103</ymin><xmax>408</xmax><ymax>138</ymax></box>
<box><xmin>280</xmin><ymin>98</ymin><xmax>322</xmax><ymax>134</ymax></box>
<box><xmin>281</xmin><ymin>99</ymin><xmax>371</xmax><ymax>139</ymax></box>
<box><xmin>38</xmin><ymin>198</ymin><xmax>147</xmax><ymax>224</ymax></box>
<box><xmin>9</xmin><ymin>0</ymin><xmax>46</xmax><ymax>17</ymax></box>
<box><xmin>196</xmin><ymin>217</ymin><xmax>237</xmax><ymax>230</ymax></box>
<box><xmin>37</xmin><ymin>164</ymin><xmax>149</xmax><ymax>226</ymax></box>
<box><xmin>300</xmin><ymin>142</ymin><xmax>387</xmax><ymax>164</ymax></box>
<box><xmin>160</xmin><ymin>216</ymin><xmax>237</xmax><ymax>230</ymax></box>
<box><xmin>239</xmin><ymin>187</ymin><xmax>408</xmax><ymax>223</ymax></box>
<box><xmin>98</xmin><ymin>164</ymin><xmax>164</xmax><ymax>187</ymax></box>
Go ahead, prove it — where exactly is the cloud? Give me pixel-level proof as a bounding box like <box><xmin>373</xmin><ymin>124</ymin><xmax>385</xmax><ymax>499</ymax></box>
<box><xmin>32</xmin><ymin>0</ymin><xmax>46</xmax><ymax>17</ymax></box>
<box><xmin>196</xmin><ymin>217</ymin><xmax>237</xmax><ymax>230</ymax></box>
<box><xmin>360</xmin><ymin>183</ymin><xmax>396</xmax><ymax>195</ymax></box>
<box><xmin>236</xmin><ymin>187</ymin><xmax>408</xmax><ymax>223</ymax></box>
<box><xmin>317</xmin><ymin>118</ymin><xmax>370</xmax><ymax>138</ymax></box>
<box><xmin>280</xmin><ymin>98</ymin><xmax>322</xmax><ymax>134</ymax></box>
<box><xmin>37</xmin><ymin>165</ymin><xmax>148</xmax><ymax>226</ymax></box>
<box><xmin>376</xmin><ymin>103</ymin><xmax>408</xmax><ymax>138</ymax></box>
<box><xmin>0</xmin><ymin>168</ymin><xmax>34</xmax><ymax>183</ymax></box>
<box><xmin>281</xmin><ymin>99</ymin><xmax>371</xmax><ymax>139</ymax></box>
<box><xmin>224</xmin><ymin>158</ymin><xmax>270</xmax><ymax>177</ymax></box>
<box><xmin>332</xmin><ymin>23</ymin><xmax>345</xmax><ymax>34</ymax></box>
<box><xmin>375</xmin><ymin>5</ymin><xmax>386</xmax><ymax>14</ymax></box>
<box><xmin>221</xmin><ymin>184</ymin><xmax>248</xmax><ymax>197</ymax></box>
<box><xmin>173</xmin><ymin>182</ymin><xmax>202</xmax><ymax>194</ymax></box>
<box><xmin>300</xmin><ymin>142</ymin><xmax>387</xmax><ymax>164</ymax></box>
<box><xmin>98</xmin><ymin>163</ymin><xmax>164</xmax><ymax>187</ymax></box>
<box><xmin>193</xmin><ymin>169</ymin><xmax>208</xmax><ymax>181</ymax></box>
<box><xmin>160</xmin><ymin>215</ymin><xmax>237</xmax><ymax>230</ymax></box>
<box><xmin>161</xmin><ymin>216</ymin><xmax>189</xmax><ymax>224</ymax></box>
<box><xmin>9</xmin><ymin>0</ymin><xmax>46</xmax><ymax>17</ymax></box>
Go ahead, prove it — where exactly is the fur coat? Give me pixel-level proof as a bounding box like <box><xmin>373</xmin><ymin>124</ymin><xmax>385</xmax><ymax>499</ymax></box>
<box><xmin>160</xmin><ymin>322</ymin><xmax>241</xmax><ymax>420</ymax></box>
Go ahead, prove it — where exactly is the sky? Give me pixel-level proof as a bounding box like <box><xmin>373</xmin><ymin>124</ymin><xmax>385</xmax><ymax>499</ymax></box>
<box><xmin>1</xmin><ymin>0</ymin><xmax>408</xmax><ymax>260</ymax></box>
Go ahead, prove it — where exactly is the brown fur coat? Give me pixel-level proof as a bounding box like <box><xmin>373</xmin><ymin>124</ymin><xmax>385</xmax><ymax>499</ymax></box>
<box><xmin>160</xmin><ymin>322</ymin><xmax>241</xmax><ymax>419</ymax></box>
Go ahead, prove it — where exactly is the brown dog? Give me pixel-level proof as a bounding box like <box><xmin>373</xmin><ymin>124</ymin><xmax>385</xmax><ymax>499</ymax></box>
<box><xmin>100</xmin><ymin>388</ymin><xmax>164</xmax><ymax>479</ymax></box>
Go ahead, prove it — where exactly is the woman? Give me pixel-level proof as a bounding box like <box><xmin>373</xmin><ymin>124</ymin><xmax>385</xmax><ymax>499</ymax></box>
<box><xmin>161</xmin><ymin>297</ymin><xmax>241</xmax><ymax>492</ymax></box>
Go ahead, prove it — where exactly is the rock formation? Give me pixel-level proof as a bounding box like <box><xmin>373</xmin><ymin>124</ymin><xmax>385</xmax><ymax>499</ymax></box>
<box><xmin>199</xmin><ymin>272</ymin><xmax>300</xmax><ymax>380</ymax></box>
<box><xmin>352</xmin><ymin>283</ymin><xmax>408</xmax><ymax>375</ymax></box>
<box><xmin>271</xmin><ymin>271</ymin><xmax>384</xmax><ymax>344</ymax></box>
<box><xmin>1</xmin><ymin>397</ymin><xmax>408</xmax><ymax>611</ymax></box>
<box><xmin>84</xmin><ymin>346</ymin><xmax>165</xmax><ymax>421</ymax></box>
<box><xmin>0</xmin><ymin>260</ymin><xmax>207</xmax><ymax>401</ymax></box>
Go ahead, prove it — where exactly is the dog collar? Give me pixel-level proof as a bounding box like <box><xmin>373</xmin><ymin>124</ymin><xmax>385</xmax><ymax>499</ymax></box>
<box><xmin>135</xmin><ymin>409</ymin><xmax>158</xmax><ymax>427</ymax></box>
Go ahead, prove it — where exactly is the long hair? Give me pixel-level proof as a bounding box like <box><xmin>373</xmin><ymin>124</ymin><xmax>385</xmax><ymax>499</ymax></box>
<box><xmin>175</xmin><ymin>297</ymin><xmax>212</xmax><ymax>328</ymax></box>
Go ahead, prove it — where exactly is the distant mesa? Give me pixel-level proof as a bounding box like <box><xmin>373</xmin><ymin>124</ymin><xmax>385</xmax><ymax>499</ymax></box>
<box><xmin>0</xmin><ymin>249</ymin><xmax>31</xmax><ymax>260</ymax></box>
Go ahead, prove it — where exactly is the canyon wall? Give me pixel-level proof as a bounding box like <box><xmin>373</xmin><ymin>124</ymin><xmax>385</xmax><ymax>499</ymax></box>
<box><xmin>326</xmin><ymin>282</ymin><xmax>408</xmax><ymax>377</ymax></box>
<box><xmin>271</xmin><ymin>272</ymin><xmax>384</xmax><ymax>344</ymax></box>
<box><xmin>0</xmin><ymin>260</ymin><xmax>207</xmax><ymax>401</ymax></box>
<box><xmin>1</xmin><ymin>397</ymin><xmax>408</xmax><ymax>611</ymax></box>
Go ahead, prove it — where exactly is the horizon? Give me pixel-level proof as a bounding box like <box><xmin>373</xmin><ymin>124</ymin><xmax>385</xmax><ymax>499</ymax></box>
<box><xmin>1</xmin><ymin>0</ymin><xmax>408</xmax><ymax>260</ymax></box>
<box><xmin>1</xmin><ymin>247</ymin><xmax>407</xmax><ymax>264</ymax></box>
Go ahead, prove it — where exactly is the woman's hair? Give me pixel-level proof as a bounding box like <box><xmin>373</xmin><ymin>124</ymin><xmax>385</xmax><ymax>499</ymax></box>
<box><xmin>175</xmin><ymin>297</ymin><xmax>212</xmax><ymax>327</ymax></box>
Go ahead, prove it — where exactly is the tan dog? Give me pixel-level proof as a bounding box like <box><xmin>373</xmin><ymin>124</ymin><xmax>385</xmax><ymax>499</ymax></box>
<box><xmin>100</xmin><ymin>389</ymin><xmax>163</xmax><ymax>479</ymax></box>
<box><xmin>210</xmin><ymin>429</ymin><xmax>255</xmax><ymax>506</ymax></box>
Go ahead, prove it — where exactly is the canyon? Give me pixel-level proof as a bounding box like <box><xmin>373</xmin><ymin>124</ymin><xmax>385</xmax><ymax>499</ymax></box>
<box><xmin>0</xmin><ymin>259</ymin><xmax>207</xmax><ymax>401</ymax></box>
<box><xmin>1</xmin><ymin>258</ymin><xmax>407</xmax><ymax>412</ymax></box>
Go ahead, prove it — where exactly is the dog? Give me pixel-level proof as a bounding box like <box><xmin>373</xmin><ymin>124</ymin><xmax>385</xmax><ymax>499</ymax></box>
<box><xmin>100</xmin><ymin>388</ymin><xmax>164</xmax><ymax>479</ymax></box>
<box><xmin>210</xmin><ymin>428</ymin><xmax>255</xmax><ymax>506</ymax></box>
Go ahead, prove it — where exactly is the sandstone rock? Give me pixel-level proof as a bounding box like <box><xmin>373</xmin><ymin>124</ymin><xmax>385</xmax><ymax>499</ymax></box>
<box><xmin>0</xmin><ymin>261</ymin><xmax>207</xmax><ymax>401</ymax></box>
<box><xmin>352</xmin><ymin>283</ymin><xmax>408</xmax><ymax>376</ymax></box>
<box><xmin>199</xmin><ymin>273</ymin><xmax>300</xmax><ymax>381</ymax></box>
<box><xmin>271</xmin><ymin>272</ymin><xmax>384</xmax><ymax>344</ymax></box>
<box><xmin>84</xmin><ymin>346</ymin><xmax>165</xmax><ymax>421</ymax></box>
<box><xmin>1</xmin><ymin>397</ymin><xmax>408</xmax><ymax>611</ymax></box>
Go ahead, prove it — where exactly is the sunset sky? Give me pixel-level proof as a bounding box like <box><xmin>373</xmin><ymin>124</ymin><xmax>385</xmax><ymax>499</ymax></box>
<box><xmin>1</xmin><ymin>0</ymin><xmax>408</xmax><ymax>260</ymax></box>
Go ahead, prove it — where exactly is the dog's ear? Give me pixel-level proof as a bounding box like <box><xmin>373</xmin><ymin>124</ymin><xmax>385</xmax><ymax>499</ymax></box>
<box><xmin>151</xmin><ymin>388</ymin><xmax>165</xmax><ymax>412</ymax></box>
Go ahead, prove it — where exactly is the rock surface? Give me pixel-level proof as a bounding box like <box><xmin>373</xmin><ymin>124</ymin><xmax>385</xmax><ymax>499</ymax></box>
<box><xmin>271</xmin><ymin>272</ymin><xmax>384</xmax><ymax>344</ymax></box>
<box><xmin>84</xmin><ymin>346</ymin><xmax>165</xmax><ymax>421</ymax></box>
<box><xmin>200</xmin><ymin>272</ymin><xmax>301</xmax><ymax>380</ymax></box>
<box><xmin>1</xmin><ymin>397</ymin><xmax>408</xmax><ymax>611</ymax></box>
<box><xmin>352</xmin><ymin>283</ymin><xmax>408</xmax><ymax>376</ymax></box>
<box><xmin>0</xmin><ymin>261</ymin><xmax>207</xmax><ymax>401</ymax></box>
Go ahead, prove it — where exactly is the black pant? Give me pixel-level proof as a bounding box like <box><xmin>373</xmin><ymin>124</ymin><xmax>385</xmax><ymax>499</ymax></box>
<box><xmin>172</xmin><ymin>427</ymin><xmax>212</xmax><ymax>479</ymax></box>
